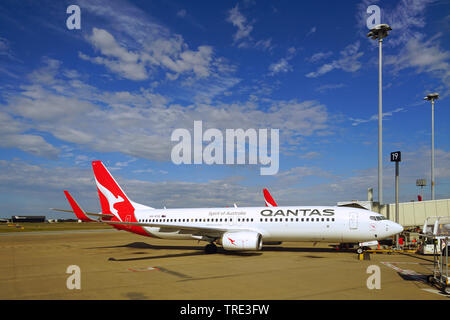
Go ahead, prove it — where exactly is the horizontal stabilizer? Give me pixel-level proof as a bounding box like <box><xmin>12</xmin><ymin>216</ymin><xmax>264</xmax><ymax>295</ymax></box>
<box><xmin>50</xmin><ymin>208</ymin><xmax>113</xmax><ymax>217</ymax></box>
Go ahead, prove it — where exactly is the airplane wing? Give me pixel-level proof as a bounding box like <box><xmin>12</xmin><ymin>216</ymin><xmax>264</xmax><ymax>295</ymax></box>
<box><xmin>105</xmin><ymin>220</ymin><xmax>256</xmax><ymax>238</ymax></box>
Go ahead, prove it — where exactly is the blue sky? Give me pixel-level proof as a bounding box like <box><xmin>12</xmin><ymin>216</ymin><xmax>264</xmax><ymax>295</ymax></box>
<box><xmin>0</xmin><ymin>0</ymin><xmax>449</xmax><ymax>218</ymax></box>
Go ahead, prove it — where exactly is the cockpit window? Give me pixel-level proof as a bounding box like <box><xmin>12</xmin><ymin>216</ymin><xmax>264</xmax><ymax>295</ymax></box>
<box><xmin>370</xmin><ymin>215</ymin><xmax>388</xmax><ymax>221</ymax></box>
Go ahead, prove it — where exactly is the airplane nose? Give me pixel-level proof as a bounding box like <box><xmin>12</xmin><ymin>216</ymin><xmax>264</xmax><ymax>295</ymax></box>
<box><xmin>393</xmin><ymin>223</ymin><xmax>403</xmax><ymax>234</ymax></box>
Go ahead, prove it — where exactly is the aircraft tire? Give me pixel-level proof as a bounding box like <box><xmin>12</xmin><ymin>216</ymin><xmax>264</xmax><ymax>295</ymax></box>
<box><xmin>443</xmin><ymin>285</ymin><xmax>450</xmax><ymax>295</ymax></box>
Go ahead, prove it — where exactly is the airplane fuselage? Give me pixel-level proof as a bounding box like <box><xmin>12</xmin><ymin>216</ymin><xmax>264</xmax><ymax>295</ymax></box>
<box><xmin>127</xmin><ymin>206</ymin><xmax>402</xmax><ymax>243</ymax></box>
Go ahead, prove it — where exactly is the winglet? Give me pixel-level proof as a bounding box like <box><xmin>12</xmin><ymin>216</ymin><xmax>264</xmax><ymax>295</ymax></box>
<box><xmin>63</xmin><ymin>191</ymin><xmax>97</xmax><ymax>222</ymax></box>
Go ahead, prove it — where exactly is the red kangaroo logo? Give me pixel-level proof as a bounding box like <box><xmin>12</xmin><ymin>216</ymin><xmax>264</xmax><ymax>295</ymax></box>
<box><xmin>228</xmin><ymin>237</ymin><xmax>237</xmax><ymax>246</ymax></box>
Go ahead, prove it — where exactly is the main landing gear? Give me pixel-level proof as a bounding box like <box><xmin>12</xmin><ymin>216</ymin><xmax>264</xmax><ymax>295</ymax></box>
<box><xmin>205</xmin><ymin>243</ymin><xmax>218</xmax><ymax>254</ymax></box>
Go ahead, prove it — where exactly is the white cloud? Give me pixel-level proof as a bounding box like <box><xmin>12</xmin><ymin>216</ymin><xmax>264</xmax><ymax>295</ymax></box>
<box><xmin>349</xmin><ymin>107</ymin><xmax>405</xmax><ymax>126</ymax></box>
<box><xmin>384</xmin><ymin>34</ymin><xmax>450</xmax><ymax>96</ymax></box>
<box><xmin>274</xmin><ymin>166</ymin><xmax>333</xmax><ymax>187</ymax></box>
<box><xmin>80</xmin><ymin>28</ymin><xmax>219</xmax><ymax>81</ymax></box>
<box><xmin>0</xmin><ymin>134</ymin><xmax>59</xmax><ymax>159</ymax></box>
<box><xmin>0</xmin><ymin>36</ymin><xmax>21</xmax><ymax>62</ymax></box>
<box><xmin>115</xmin><ymin>158</ymin><xmax>137</xmax><ymax>167</ymax></box>
<box><xmin>307</xmin><ymin>51</ymin><xmax>333</xmax><ymax>63</ymax></box>
<box><xmin>226</xmin><ymin>4</ymin><xmax>272</xmax><ymax>51</ymax></box>
<box><xmin>306</xmin><ymin>26</ymin><xmax>317</xmax><ymax>37</ymax></box>
<box><xmin>227</xmin><ymin>4</ymin><xmax>254</xmax><ymax>44</ymax></box>
<box><xmin>299</xmin><ymin>151</ymin><xmax>320</xmax><ymax>159</ymax></box>
<box><xmin>357</xmin><ymin>0</ymin><xmax>435</xmax><ymax>47</ymax></box>
<box><xmin>80</xmin><ymin>28</ymin><xmax>148</xmax><ymax>81</ymax></box>
<box><xmin>255</xmin><ymin>38</ymin><xmax>273</xmax><ymax>51</ymax></box>
<box><xmin>0</xmin><ymin>60</ymin><xmax>332</xmax><ymax>162</ymax></box>
<box><xmin>306</xmin><ymin>42</ymin><xmax>364</xmax><ymax>78</ymax></box>
<box><xmin>268</xmin><ymin>58</ymin><xmax>292</xmax><ymax>75</ymax></box>
<box><xmin>177</xmin><ymin>9</ymin><xmax>187</xmax><ymax>18</ymax></box>
<box><xmin>75</xmin><ymin>1</ymin><xmax>232</xmax><ymax>82</ymax></box>
<box><xmin>315</xmin><ymin>83</ymin><xmax>346</xmax><ymax>93</ymax></box>
<box><xmin>268</xmin><ymin>47</ymin><xmax>297</xmax><ymax>76</ymax></box>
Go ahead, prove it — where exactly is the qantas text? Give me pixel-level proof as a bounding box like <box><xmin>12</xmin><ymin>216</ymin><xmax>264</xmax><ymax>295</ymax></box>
<box><xmin>260</xmin><ymin>208</ymin><xmax>335</xmax><ymax>217</ymax></box>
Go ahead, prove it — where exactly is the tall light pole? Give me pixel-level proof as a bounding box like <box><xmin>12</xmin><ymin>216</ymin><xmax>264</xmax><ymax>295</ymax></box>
<box><xmin>367</xmin><ymin>24</ymin><xmax>392</xmax><ymax>205</ymax></box>
<box><xmin>424</xmin><ymin>93</ymin><xmax>439</xmax><ymax>200</ymax></box>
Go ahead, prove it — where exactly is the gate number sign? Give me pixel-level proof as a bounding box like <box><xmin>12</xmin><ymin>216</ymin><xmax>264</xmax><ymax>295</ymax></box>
<box><xmin>390</xmin><ymin>151</ymin><xmax>401</xmax><ymax>162</ymax></box>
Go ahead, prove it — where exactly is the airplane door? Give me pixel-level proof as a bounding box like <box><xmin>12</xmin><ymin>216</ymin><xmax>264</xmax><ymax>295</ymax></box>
<box><xmin>349</xmin><ymin>212</ymin><xmax>358</xmax><ymax>230</ymax></box>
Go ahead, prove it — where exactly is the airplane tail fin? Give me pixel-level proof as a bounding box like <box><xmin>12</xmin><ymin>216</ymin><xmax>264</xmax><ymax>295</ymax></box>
<box><xmin>63</xmin><ymin>191</ymin><xmax>96</xmax><ymax>222</ymax></box>
<box><xmin>91</xmin><ymin>161</ymin><xmax>153</xmax><ymax>222</ymax></box>
<box><xmin>263</xmin><ymin>188</ymin><xmax>278</xmax><ymax>207</ymax></box>
<box><xmin>92</xmin><ymin>161</ymin><xmax>141</xmax><ymax>222</ymax></box>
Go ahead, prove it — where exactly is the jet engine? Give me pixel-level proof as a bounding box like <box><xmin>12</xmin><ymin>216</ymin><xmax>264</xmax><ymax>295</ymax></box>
<box><xmin>222</xmin><ymin>231</ymin><xmax>263</xmax><ymax>251</ymax></box>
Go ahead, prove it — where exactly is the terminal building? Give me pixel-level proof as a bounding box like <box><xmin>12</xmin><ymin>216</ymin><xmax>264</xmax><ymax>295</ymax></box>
<box><xmin>338</xmin><ymin>188</ymin><xmax>450</xmax><ymax>231</ymax></box>
<box><xmin>11</xmin><ymin>216</ymin><xmax>46</xmax><ymax>223</ymax></box>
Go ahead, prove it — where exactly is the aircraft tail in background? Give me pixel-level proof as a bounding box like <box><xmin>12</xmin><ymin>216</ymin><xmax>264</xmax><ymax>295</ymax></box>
<box><xmin>63</xmin><ymin>191</ymin><xmax>97</xmax><ymax>222</ymax></box>
<box><xmin>263</xmin><ymin>188</ymin><xmax>278</xmax><ymax>207</ymax></box>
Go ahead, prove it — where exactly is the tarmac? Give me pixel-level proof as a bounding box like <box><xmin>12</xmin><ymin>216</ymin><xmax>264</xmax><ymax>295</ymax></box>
<box><xmin>1</xmin><ymin>229</ymin><xmax>448</xmax><ymax>300</ymax></box>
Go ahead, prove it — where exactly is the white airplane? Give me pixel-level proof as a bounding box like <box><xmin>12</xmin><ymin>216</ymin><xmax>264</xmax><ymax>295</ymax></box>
<box><xmin>261</xmin><ymin>188</ymin><xmax>390</xmax><ymax>251</ymax></box>
<box><xmin>57</xmin><ymin>161</ymin><xmax>404</xmax><ymax>254</ymax></box>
